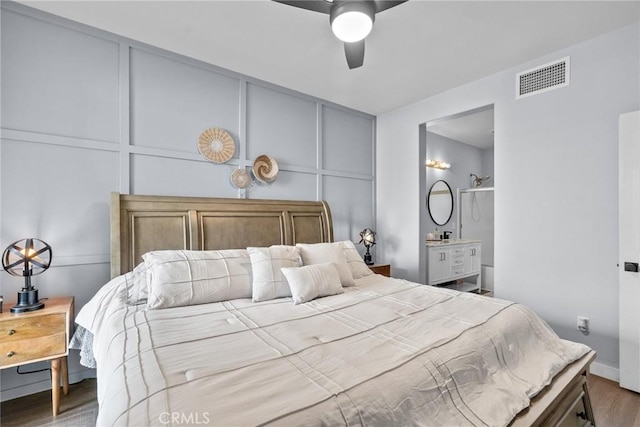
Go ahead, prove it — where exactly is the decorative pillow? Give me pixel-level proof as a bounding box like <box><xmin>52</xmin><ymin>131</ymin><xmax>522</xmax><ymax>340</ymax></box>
<box><xmin>142</xmin><ymin>249</ymin><xmax>252</xmax><ymax>309</ymax></box>
<box><xmin>340</xmin><ymin>240</ymin><xmax>374</xmax><ymax>279</ymax></box>
<box><xmin>281</xmin><ymin>263</ymin><xmax>344</xmax><ymax>305</ymax></box>
<box><xmin>296</xmin><ymin>242</ymin><xmax>355</xmax><ymax>286</ymax></box>
<box><xmin>248</xmin><ymin>246</ymin><xmax>301</xmax><ymax>302</ymax></box>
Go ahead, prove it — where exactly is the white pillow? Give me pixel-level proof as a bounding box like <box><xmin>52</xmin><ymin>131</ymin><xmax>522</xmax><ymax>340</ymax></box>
<box><xmin>296</xmin><ymin>242</ymin><xmax>355</xmax><ymax>286</ymax></box>
<box><xmin>248</xmin><ymin>246</ymin><xmax>301</xmax><ymax>302</ymax></box>
<box><xmin>340</xmin><ymin>240</ymin><xmax>374</xmax><ymax>279</ymax></box>
<box><xmin>143</xmin><ymin>249</ymin><xmax>252</xmax><ymax>309</ymax></box>
<box><xmin>281</xmin><ymin>263</ymin><xmax>344</xmax><ymax>305</ymax></box>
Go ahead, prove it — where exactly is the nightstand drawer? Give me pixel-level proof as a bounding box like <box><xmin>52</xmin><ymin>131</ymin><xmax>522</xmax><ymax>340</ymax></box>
<box><xmin>0</xmin><ymin>313</ymin><xmax>66</xmax><ymax>343</ymax></box>
<box><xmin>0</xmin><ymin>332</ymin><xmax>66</xmax><ymax>367</ymax></box>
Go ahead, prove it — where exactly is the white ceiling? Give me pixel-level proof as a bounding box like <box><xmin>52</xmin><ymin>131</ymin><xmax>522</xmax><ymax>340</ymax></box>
<box><xmin>17</xmin><ymin>0</ymin><xmax>640</xmax><ymax>115</ymax></box>
<box><xmin>427</xmin><ymin>107</ymin><xmax>494</xmax><ymax>149</ymax></box>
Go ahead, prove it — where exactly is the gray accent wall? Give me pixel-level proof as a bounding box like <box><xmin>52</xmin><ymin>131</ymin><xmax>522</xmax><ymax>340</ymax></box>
<box><xmin>0</xmin><ymin>3</ymin><xmax>375</xmax><ymax>399</ymax></box>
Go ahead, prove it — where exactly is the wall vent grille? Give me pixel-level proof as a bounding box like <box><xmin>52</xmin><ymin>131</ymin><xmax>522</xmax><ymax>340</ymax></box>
<box><xmin>516</xmin><ymin>56</ymin><xmax>570</xmax><ymax>99</ymax></box>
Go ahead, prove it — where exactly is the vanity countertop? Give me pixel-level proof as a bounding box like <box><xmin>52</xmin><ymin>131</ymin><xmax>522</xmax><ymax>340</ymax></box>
<box><xmin>425</xmin><ymin>239</ymin><xmax>481</xmax><ymax>247</ymax></box>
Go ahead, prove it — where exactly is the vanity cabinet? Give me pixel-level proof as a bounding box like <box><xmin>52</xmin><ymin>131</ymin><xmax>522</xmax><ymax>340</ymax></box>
<box><xmin>464</xmin><ymin>244</ymin><xmax>481</xmax><ymax>275</ymax></box>
<box><xmin>427</xmin><ymin>247</ymin><xmax>452</xmax><ymax>283</ymax></box>
<box><xmin>426</xmin><ymin>240</ymin><xmax>481</xmax><ymax>292</ymax></box>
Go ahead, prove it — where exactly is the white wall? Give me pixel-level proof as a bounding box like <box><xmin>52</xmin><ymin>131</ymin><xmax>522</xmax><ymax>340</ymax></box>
<box><xmin>377</xmin><ymin>24</ymin><xmax>640</xmax><ymax>376</ymax></box>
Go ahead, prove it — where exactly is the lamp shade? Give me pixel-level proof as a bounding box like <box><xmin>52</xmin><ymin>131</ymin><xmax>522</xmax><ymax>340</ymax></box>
<box><xmin>2</xmin><ymin>238</ymin><xmax>52</xmax><ymax>278</ymax></box>
<box><xmin>359</xmin><ymin>228</ymin><xmax>376</xmax><ymax>247</ymax></box>
<box><xmin>330</xmin><ymin>2</ymin><xmax>375</xmax><ymax>43</ymax></box>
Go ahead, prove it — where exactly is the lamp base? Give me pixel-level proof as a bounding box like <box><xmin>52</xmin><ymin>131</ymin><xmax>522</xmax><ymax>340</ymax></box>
<box><xmin>364</xmin><ymin>253</ymin><xmax>373</xmax><ymax>266</ymax></box>
<box><xmin>11</xmin><ymin>288</ymin><xmax>44</xmax><ymax>313</ymax></box>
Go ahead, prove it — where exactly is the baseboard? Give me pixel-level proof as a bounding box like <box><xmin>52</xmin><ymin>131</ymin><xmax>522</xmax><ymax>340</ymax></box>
<box><xmin>0</xmin><ymin>368</ymin><xmax>96</xmax><ymax>402</ymax></box>
<box><xmin>590</xmin><ymin>361</ymin><xmax>620</xmax><ymax>382</ymax></box>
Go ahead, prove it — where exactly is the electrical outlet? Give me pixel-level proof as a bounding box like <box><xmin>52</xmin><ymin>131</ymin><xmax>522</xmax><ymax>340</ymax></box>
<box><xmin>577</xmin><ymin>316</ymin><xmax>589</xmax><ymax>334</ymax></box>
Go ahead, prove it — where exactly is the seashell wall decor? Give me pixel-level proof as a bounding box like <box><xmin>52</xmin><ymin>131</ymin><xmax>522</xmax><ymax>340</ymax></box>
<box><xmin>252</xmin><ymin>155</ymin><xmax>279</xmax><ymax>184</ymax></box>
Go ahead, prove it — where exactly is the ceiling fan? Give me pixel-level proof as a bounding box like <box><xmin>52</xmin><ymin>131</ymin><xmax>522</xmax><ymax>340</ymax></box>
<box><xmin>273</xmin><ymin>0</ymin><xmax>408</xmax><ymax>69</ymax></box>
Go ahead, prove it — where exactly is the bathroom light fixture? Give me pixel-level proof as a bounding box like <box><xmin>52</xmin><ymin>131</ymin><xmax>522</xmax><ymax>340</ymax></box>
<box><xmin>330</xmin><ymin>2</ymin><xmax>375</xmax><ymax>43</ymax></box>
<box><xmin>426</xmin><ymin>159</ymin><xmax>451</xmax><ymax>170</ymax></box>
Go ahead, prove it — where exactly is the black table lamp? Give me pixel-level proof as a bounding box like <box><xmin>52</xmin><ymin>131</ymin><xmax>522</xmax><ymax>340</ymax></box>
<box><xmin>2</xmin><ymin>238</ymin><xmax>52</xmax><ymax>313</ymax></box>
<box><xmin>359</xmin><ymin>228</ymin><xmax>376</xmax><ymax>266</ymax></box>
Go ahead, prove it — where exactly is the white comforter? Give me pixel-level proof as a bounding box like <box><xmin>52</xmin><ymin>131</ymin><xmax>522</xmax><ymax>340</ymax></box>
<box><xmin>76</xmin><ymin>273</ymin><xmax>590</xmax><ymax>426</ymax></box>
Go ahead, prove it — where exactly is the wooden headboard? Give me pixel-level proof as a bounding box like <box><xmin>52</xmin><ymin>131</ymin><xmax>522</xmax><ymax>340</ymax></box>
<box><xmin>110</xmin><ymin>193</ymin><xmax>333</xmax><ymax>278</ymax></box>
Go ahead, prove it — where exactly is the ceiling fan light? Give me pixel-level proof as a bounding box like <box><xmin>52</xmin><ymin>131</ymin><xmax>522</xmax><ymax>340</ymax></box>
<box><xmin>330</xmin><ymin>2</ymin><xmax>375</xmax><ymax>43</ymax></box>
<box><xmin>332</xmin><ymin>11</ymin><xmax>372</xmax><ymax>42</ymax></box>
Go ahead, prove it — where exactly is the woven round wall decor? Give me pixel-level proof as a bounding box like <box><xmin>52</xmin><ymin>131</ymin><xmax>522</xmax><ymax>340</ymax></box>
<box><xmin>252</xmin><ymin>155</ymin><xmax>279</xmax><ymax>184</ymax></box>
<box><xmin>230</xmin><ymin>168</ymin><xmax>252</xmax><ymax>189</ymax></box>
<box><xmin>197</xmin><ymin>128</ymin><xmax>235</xmax><ymax>164</ymax></box>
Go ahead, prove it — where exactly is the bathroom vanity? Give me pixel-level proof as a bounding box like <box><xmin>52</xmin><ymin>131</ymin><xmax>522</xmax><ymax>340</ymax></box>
<box><xmin>426</xmin><ymin>239</ymin><xmax>482</xmax><ymax>293</ymax></box>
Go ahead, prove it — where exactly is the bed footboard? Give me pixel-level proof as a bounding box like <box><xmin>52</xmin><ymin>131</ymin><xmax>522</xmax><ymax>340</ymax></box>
<box><xmin>511</xmin><ymin>350</ymin><xmax>596</xmax><ymax>426</ymax></box>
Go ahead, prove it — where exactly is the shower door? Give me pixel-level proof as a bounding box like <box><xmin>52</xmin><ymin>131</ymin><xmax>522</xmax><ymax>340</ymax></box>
<box><xmin>456</xmin><ymin>188</ymin><xmax>494</xmax><ymax>290</ymax></box>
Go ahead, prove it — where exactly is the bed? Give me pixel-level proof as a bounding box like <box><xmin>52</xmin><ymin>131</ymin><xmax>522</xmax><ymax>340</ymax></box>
<box><xmin>73</xmin><ymin>193</ymin><xmax>596</xmax><ymax>426</ymax></box>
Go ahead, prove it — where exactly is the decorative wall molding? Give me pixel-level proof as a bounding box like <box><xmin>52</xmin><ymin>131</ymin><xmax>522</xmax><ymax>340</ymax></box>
<box><xmin>0</xmin><ymin>2</ymin><xmax>377</xmax><ymax>399</ymax></box>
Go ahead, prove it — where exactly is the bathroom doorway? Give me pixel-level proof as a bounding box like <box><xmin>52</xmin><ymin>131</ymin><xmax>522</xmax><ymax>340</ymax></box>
<box><xmin>419</xmin><ymin>104</ymin><xmax>495</xmax><ymax>292</ymax></box>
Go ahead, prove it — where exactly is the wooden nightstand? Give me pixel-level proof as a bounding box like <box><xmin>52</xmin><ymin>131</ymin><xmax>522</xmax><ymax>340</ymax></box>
<box><xmin>369</xmin><ymin>264</ymin><xmax>391</xmax><ymax>277</ymax></box>
<box><xmin>0</xmin><ymin>296</ymin><xmax>74</xmax><ymax>416</ymax></box>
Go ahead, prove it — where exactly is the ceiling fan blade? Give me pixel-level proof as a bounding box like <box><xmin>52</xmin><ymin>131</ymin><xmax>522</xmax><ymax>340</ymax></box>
<box><xmin>272</xmin><ymin>0</ymin><xmax>332</xmax><ymax>14</ymax></box>
<box><xmin>274</xmin><ymin>0</ymin><xmax>408</xmax><ymax>70</ymax></box>
<box><xmin>373</xmin><ymin>0</ymin><xmax>409</xmax><ymax>13</ymax></box>
<box><xmin>274</xmin><ymin>0</ymin><xmax>409</xmax><ymax>14</ymax></box>
<box><xmin>344</xmin><ymin>40</ymin><xmax>365</xmax><ymax>69</ymax></box>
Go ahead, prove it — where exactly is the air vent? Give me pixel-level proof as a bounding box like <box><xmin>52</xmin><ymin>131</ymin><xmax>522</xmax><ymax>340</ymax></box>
<box><xmin>516</xmin><ymin>56</ymin><xmax>570</xmax><ymax>99</ymax></box>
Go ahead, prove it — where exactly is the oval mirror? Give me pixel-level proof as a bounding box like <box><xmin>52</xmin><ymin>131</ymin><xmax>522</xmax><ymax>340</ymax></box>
<box><xmin>427</xmin><ymin>180</ymin><xmax>453</xmax><ymax>226</ymax></box>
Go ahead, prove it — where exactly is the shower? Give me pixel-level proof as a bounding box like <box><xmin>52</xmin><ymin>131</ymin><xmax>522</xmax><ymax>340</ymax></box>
<box><xmin>457</xmin><ymin>186</ymin><xmax>495</xmax><ymax>292</ymax></box>
<box><xmin>469</xmin><ymin>173</ymin><xmax>493</xmax><ymax>222</ymax></box>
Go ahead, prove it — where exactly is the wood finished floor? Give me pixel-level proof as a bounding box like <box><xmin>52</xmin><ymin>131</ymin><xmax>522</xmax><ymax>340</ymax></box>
<box><xmin>1</xmin><ymin>375</ymin><xmax>638</xmax><ymax>426</ymax></box>
<box><xmin>589</xmin><ymin>375</ymin><xmax>640</xmax><ymax>426</ymax></box>
<box><xmin>1</xmin><ymin>378</ymin><xmax>98</xmax><ymax>427</ymax></box>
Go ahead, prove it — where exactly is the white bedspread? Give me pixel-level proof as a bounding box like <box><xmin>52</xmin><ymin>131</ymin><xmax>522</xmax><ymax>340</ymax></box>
<box><xmin>77</xmin><ymin>273</ymin><xmax>590</xmax><ymax>426</ymax></box>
